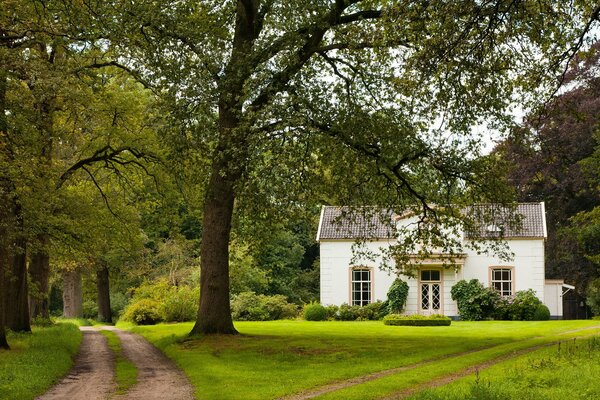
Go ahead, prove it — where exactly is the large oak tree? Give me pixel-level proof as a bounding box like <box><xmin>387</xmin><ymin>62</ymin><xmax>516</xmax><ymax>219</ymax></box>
<box><xmin>99</xmin><ymin>1</ymin><xmax>600</xmax><ymax>334</ymax></box>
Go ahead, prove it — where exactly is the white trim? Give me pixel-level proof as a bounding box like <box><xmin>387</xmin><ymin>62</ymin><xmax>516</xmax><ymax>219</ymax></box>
<box><xmin>540</xmin><ymin>201</ymin><xmax>548</xmax><ymax>239</ymax></box>
<box><xmin>316</xmin><ymin>206</ymin><xmax>325</xmax><ymax>241</ymax></box>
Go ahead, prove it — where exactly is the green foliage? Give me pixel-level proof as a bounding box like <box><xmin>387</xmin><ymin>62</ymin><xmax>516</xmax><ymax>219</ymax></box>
<box><xmin>451</xmin><ymin>279</ymin><xmax>501</xmax><ymax>321</ymax></box>
<box><xmin>533</xmin><ymin>304</ymin><xmax>551</xmax><ymax>321</ymax></box>
<box><xmin>501</xmin><ymin>290</ymin><xmax>543</xmax><ymax>321</ymax></box>
<box><xmin>110</xmin><ymin>292</ymin><xmax>130</xmax><ymax>319</ymax></box>
<box><xmin>324</xmin><ymin>305</ymin><xmax>339</xmax><ymax>320</ymax></box>
<box><xmin>30</xmin><ymin>316</ymin><xmax>54</xmax><ymax>327</ymax></box>
<box><xmin>160</xmin><ymin>286</ymin><xmax>199</xmax><ymax>322</ymax></box>
<box><xmin>324</xmin><ymin>302</ymin><xmax>388</xmax><ymax>321</ymax></box>
<box><xmin>82</xmin><ymin>299</ymin><xmax>98</xmax><ymax>320</ymax></box>
<box><xmin>586</xmin><ymin>278</ymin><xmax>600</xmax><ymax>316</ymax></box>
<box><xmin>121</xmin><ymin>299</ymin><xmax>163</xmax><ymax>325</ymax></box>
<box><xmin>387</xmin><ymin>279</ymin><xmax>409</xmax><ymax>314</ymax></box>
<box><xmin>383</xmin><ymin>314</ymin><xmax>452</xmax><ymax>326</ymax></box>
<box><xmin>337</xmin><ymin>303</ymin><xmax>360</xmax><ymax>321</ymax></box>
<box><xmin>231</xmin><ymin>292</ymin><xmax>298</xmax><ymax>321</ymax></box>
<box><xmin>303</xmin><ymin>303</ymin><xmax>328</xmax><ymax>321</ymax></box>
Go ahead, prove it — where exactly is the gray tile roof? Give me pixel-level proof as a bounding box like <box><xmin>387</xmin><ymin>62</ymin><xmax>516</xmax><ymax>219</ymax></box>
<box><xmin>317</xmin><ymin>203</ymin><xmax>547</xmax><ymax>240</ymax></box>
<box><xmin>317</xmin><ymin>207</ymin><xmax>396</xmax><ymax>240</ymax></box>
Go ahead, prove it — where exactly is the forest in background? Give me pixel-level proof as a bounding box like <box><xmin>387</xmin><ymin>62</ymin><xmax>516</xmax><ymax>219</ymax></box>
<box><xmin>1</xmin><ymin>1</ymin><xmax>600</xmax><ymax>348</ymax></box>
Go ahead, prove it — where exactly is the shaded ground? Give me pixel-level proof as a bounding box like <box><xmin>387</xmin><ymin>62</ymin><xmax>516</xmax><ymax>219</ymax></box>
<box><xmin>37</xmin><ymin>326</ymin><xmax>194</xmax><ymax>400</ymax></box>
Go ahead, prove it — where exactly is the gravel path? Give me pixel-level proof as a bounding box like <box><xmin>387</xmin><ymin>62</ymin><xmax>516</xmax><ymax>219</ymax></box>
<box><xmin>37</xmin><ymin>326</ymin><xmax>195</xmax><ymax>400</ymax></box>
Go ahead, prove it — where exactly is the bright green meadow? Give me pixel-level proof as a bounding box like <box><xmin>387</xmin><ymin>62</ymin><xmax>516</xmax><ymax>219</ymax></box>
<box><xmin>122</xmin><ymin>319</ymin><xmax>600</xmax><ymax>400</ymax></box>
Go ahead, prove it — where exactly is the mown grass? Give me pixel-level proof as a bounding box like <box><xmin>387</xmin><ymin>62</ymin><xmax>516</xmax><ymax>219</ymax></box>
<box><xmin>0</xmin><ymin>323</ymin><xmax>81</xmax><ymax>400</ymax></box>
<box><xmin>99</xmin><ymin>330</ymin><xmax>137</xmax><ymax>394</ymax></box>
<box><xmin>121</xmin><ymin>319</ymin><xmax>600</xmax><ymax>400</ymax></box>
<box><xmin>411</xmin><ymin>336</ymin><xmax>600</xmax><ymax>400</ymax></box>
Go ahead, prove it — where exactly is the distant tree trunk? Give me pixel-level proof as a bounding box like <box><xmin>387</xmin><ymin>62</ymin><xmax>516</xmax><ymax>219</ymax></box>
<box><xmin>62</xmin><ymin>268</ymin><xmax>83</xmax><ymax>318</ymax></box>
<box><xmin>96</xmin><ymin>263</ymin><xmax>111</xmax><ymax>323</ymax></box>
<box><xmin>29</xmin><ymin>235</ymin><xmax>50</xmax><ymax>319</ymax></box>
<box><xmin>5</xmin><ymin>211</ymin><xmax>30</xmax><ymax>332</ymax></box>
<box><xmin>0</xmin><ymin>240</ymin><xmax>9</xmax><ymax>350</ymax></box>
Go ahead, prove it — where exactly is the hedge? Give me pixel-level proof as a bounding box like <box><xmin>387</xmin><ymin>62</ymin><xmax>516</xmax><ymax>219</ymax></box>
<box><xmin>383</xmin><ymin>314</ymin><xmax>452</xmax><ymax>326</ymax></box>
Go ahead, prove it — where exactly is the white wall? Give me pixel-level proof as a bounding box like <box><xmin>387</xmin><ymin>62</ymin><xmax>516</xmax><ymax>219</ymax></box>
<box><xmin>320</xmin><ymin>237</ymin><xmax>547</xmax><ymax>316</ymax></box>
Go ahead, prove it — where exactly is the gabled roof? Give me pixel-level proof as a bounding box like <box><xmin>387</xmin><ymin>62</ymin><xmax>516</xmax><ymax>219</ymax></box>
<box><xmin>316</xmin><ymin>203</ymin><xmax>547</xmax><ymax>241</ymax></box>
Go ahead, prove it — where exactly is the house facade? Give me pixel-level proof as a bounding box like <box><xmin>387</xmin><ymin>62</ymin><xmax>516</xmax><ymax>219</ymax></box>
<box><xmin>317</xmin><ymin>203</ymin><xmax>568</xmax><ymax>318</ymax></box>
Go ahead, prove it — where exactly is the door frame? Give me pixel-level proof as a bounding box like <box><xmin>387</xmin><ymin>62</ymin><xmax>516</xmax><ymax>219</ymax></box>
<box><xmin>418</xmin><ymin>267</ymin><xmax>444</xmax><ymax>315</ymax></box>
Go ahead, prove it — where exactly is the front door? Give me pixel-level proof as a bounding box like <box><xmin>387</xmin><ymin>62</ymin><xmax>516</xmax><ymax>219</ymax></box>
<box><xmin>420</xmin><ymin>269</ymin><xmax>442</xmax><ymax>315</ymax></box>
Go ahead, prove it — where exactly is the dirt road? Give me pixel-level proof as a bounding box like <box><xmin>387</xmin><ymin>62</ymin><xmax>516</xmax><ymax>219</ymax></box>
<box><xmin>37</xmin><ymin>326</ymin><xmax>194</xmax><ymax>400</ymax></box>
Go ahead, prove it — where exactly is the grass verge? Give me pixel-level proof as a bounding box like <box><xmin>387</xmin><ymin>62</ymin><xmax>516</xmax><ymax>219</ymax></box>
<box><xmin>0</xmin><ymin>323</ymin><xmax>81</xmax><ymax>400</ymax></box>
<box><xmin>120</xmin><ymin>319</ymin><xmax>600</xmax><ymax>400</ymax></box>
<box><xmin>99</xmin><ymin>330</ymin><xmax>137</xmax><ymax>394</ymax></box>
<box><xmin>411</xmin><ymin>336</ymin><xmax>600</xmax><ymax>400</ymax></box>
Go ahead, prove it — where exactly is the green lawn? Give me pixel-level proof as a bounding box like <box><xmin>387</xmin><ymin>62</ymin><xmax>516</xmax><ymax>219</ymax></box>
<box><xmin>122</xmin><ymin>319</ymin><xmax>600</xmax><ymax>400</ymax></box>
<box><xmin>0</xmin><ymin>323</ymin><xmax>82</xmax><ymax>400</ymax></box>
<box><xmin>411</xmin><ymin>336</ymin><xmax>600</xmax><ymax>400</ymax></box>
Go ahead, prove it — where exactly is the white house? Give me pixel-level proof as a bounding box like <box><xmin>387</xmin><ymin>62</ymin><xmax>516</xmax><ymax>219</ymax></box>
<box><xmin>317</xmin><ymin>203</ymin><xmax>570</xmax><ymax>319</ymax></box>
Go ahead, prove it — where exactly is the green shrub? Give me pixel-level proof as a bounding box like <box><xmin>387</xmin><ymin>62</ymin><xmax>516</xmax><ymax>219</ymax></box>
<box><xmin>504</xmin><ymin>289</ymin><xmax>542</xmax><ymax>321</ymax></box>
<box><xmin>324</xmin><ymin>305</ymin><xmax>339</xmax><ymax>320</ymax></box>
<box><xmin>383</xmin><ymin>313</ymin><xmax>451</xmax><ymax>326</ymax></box>
<box><xmin>533</xmin><ymin>303</ymin><xmax>551</xmax><ymax>321</ymax></box>
<box><xmin>161</xmin><ymin>286</ymin><xmax>199</xmax><ymax>322</ymax></box>
<box><xmin>387</xmin><ymin>279</ymin><xmax>409</xmax><ymax>313</ymax></box>
<box><xmin>303</xmin><ymin>302</ymin><xmax>328</xmax><ymax>321</ymax></box>
<box><xmin>337</xmin><ymin>303</ymin><xmax>360</xmax><ymax>321</ymax></box>
<box><xmin>82</xmin><ymin>299</ymin><xmax>98</xmax><ymax>319</ymax></box>
<box><xmin>587</xmin><ymin>278</ymin><xmax>600</xmax><ymax>316</ymax></box>
<box><xmin>121</xmin><ymin>299</ymin><xmax>163</xmax><ymax>325</ymax></box>
<box><xmin>451</xmin><ymin>279</ymin><xmax>500</xmax><ymax>320</ymax></box>
<box><xmin>231</xmin><ymin>292</ymin><xmax>298</xmax><ymax>321</ymax></box>
<box><xmin>358</xmin><ymin>301</ymin><xmax>387</xmax><ymax>320</ymax></box>
<box><xmin>31</xmin><ymin>316</ymin><xmax>54</xmax><ymax>327</ymax></box>
<box><xmin>110</xmin><ymin>292</ymin><xmax>130</xmax><ymax>318</ymax></box>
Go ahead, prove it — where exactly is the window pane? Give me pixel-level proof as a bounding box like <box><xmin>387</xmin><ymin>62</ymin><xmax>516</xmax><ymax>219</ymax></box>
<box><xmin>494</xmin><ymin>282</ymin><xmax>501</xmax><ymax>291</ymax></box>
<box><xmin>431</xmin><ymin>271</ymin><xmax>441</xmax><ymax>281</ymax></box>
<box><xmin>421</xmin><ymin>270</ymin><xmax>430</xmax><ymax>281</ymax></box>
<box><xmin>361</xmin><ymin>283</ymin><xmax>369</xmax><ymax>291</ymax></box>
<box><xmin>362</xmin><ymin>271</ymin><xmax>370</xmax><ymax>281</ymax></box>
<box><xmin>493</xmin><ymin>270</ymin><xmax>501</xmax><ymax>280</ymax></box>
<box><xmin>353</xmin><ymin>270</ymin><xmax>361</xmax><ymax>280</ymax></box>
<box><xmin>502</xmin><ymin>270</ymin><xmax>510</xmax><ymax>280</ymax></box>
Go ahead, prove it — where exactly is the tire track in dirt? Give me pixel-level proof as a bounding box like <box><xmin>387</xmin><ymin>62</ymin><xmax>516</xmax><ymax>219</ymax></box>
<box><xmin>38</xmin><ymin>325</ymin><xmax>195</xmax><ymax>400</ymax></box>
<box><xmin>37</xmin><ymin>326</ymin><xmax>116</xmax><ymax>400</ymax></box>
<box><xmin>102</xmin><ymin>326</ymin><xmax>194</xmax><ymax>400</ymax></box>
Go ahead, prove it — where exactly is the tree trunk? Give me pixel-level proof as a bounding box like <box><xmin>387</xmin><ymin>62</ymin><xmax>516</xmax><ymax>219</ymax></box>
<box><xmin>96</xmin><ymin>263</ymin><xmax>111</xmax><ymax>323</ymax></box>
<box><xmin>191</xmin><ymin>155</ymin><xmax>238</xmax><ymax>335</ymax></box>
<box><xmin>62</xmin><ymin>268</ymin><xmax>83</xmax><ymax>318</ymax></box>
<box><xmin>29</xmin><ymin>235</ymin><xmax>51</xmax><ymax>319</ymax></box>
<box><xmin>0</xmin><ymin>240</ymin><xmax>9</xmax><ymax>350</ymax></box>
<box><xmin>5</xmin><ymin>212</ymin><xmax>30</xmax><ymax>332</ymax></box>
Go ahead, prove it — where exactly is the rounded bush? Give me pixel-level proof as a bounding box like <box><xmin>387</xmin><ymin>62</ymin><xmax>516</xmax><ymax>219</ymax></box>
<box><xmin>232</xmin><ymin>292</ymin><xmax>298</xmax><ymax>321</ymax></box>
<box><xmin>121</xmin><ymin>299</ymin><xmax>163</xmax><ymax>325</ymax></box>
<box><xmin>337</xmin><ymin>303</ymin><xmax>360</xmax><ymax>321</ymax></box>
<box><xmin>303</xmin><ymin>302</ymin><xmax>327</xmax><ymax>321</ymax></box>
<box><xmin>532</xmin><ymin>304</ymin><xmax>551</xmax><ymax>321</ymax></box>
<box><xmin>161</xmin><ymin>286</ymin><xmax>199</xmax><ymax>322</ymax></box>
<box><xmin>505</xmin><ymin>289</ymin><xmax>542</xmax><ymax>321</ymax></box>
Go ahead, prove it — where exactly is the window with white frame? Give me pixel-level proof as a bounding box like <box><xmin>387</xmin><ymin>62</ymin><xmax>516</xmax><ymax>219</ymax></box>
<box><xmin>351</xmin><ymin>268</ymin><xmax>371</xmax><ymax>306</ymax></box>
<box><xmin>491</xmin><ymin>268</ymin><xmax>513</xmax><ymax>296</ymax></box>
